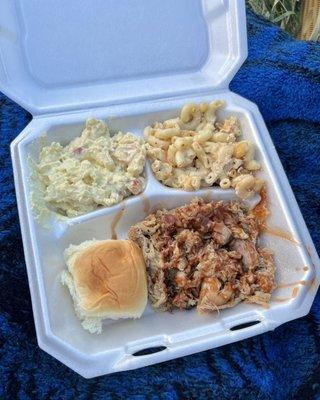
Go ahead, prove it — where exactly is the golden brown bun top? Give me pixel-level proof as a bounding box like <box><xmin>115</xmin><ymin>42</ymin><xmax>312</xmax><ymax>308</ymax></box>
<box><xmin>72</xmin><ymin>240</ymin><xmax>147</xmax><ymax>315</ymax></box>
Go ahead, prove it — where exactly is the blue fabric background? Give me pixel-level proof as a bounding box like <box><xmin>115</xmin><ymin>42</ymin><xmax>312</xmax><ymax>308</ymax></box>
<box><xmin>0</xmin><ymin>9</ymin><xmax>319</xmax><ymax>400</ymax></box>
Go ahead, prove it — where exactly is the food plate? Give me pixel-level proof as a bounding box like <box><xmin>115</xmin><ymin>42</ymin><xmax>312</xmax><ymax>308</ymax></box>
<box><xmin>2</xmin><ymin>0</ymin><xmax>320</xmax><ymax>378</ymax></box>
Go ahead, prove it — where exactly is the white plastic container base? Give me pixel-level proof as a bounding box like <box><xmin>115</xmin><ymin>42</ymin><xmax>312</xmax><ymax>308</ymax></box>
<box><xmin>3</xmin><ymin>0</ymin><xmax>320</xmax><ymax>378</ymax></box>
<box><xmin>11</xmin><ymin>92</ymin><xmax>320</xmax><ymax>378</ymax></box>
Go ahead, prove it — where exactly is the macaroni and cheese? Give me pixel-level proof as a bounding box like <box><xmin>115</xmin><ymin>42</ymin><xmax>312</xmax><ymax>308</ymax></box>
<box><xmin>144</xmin><ymin>101</ymin><xmax>263</xmax><ymax>199</ymax></box>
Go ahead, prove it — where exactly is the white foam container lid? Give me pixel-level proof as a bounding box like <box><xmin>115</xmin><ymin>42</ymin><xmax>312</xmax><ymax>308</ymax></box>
<box><xmin>2</xmin><ymin>0</ymin><xmax>319</xmax><ymax>378</ymax></box>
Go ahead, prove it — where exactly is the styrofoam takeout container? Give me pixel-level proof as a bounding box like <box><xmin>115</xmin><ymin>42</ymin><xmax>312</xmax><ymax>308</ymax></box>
<box><xmin>1</xmin><ymin>0</ymin><xmax>319</xmax><ymax>378</ymax></box>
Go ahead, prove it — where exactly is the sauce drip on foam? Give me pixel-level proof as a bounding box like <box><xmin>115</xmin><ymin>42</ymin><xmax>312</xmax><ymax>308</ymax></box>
<box><xmin>204</xmin><ymin>190</ymin><xmax>213</xmax><ymax>202</ymax></box>
<box><xmin>110</xmin><ymin>205</ymin><xmax>126</xmax><ymax>240</ymax></box>
<box><xmin>140</xmin><ymin>194</ymin><xmax>151</xmax><ymax>215</ymax></box>
<box><xmin>151</xmin><ymin>202</ymin><xmax>164</xmax><ymax>214</ymax></box>
<box><xmin>311</xmin><ymin>277</ymin><xmax>318</xmax><ymax>290</ymax></box>
<box><xmin>292</xmin><ymin>287</ymin><xmax>299</xmax><ymax>298</ymax></box>
<box><xmin>251</xmin><ymin>187</ymin><xmax>299</xmax><ymax>245</ymax></box>
<box><xmin>295</xmin><ymin>266</ymin><xmax>309</xmax><ymax>272</ymax></box>
<box><xmin>272</xmin><ymin>287</ymin><xmax>300</xmax><ymax>302</ymax></box>
<box><xmin>272</xmin><ymin>279</ymin><xmax>311</xmax><ymax>302</ymax></box>
<box><xmin>277</xmin><ymin>280</ymin><xmax>307</xmax><ymax>288</ymax></box>
<box><xmin>262</xmin><ymin>226</ymin><xmax>299</xmax><ymax>244</ymax></box>
<box><xmin>251</xmin><ymin>187</ymin><xmax>269</xmax><ymax>223</ymax></box>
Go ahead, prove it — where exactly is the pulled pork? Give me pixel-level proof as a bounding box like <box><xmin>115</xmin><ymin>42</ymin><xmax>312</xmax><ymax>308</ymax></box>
<box><xmin>128</xmin><ymin>198</ymin><xmax>276</xmax><ymax>313</ymax></box>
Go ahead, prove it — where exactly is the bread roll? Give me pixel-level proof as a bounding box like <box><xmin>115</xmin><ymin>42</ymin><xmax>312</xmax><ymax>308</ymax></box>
<box><xmin>61</xmin><ymin>239</ymin><xmax>147</xmax><ymax>333</ymax></box>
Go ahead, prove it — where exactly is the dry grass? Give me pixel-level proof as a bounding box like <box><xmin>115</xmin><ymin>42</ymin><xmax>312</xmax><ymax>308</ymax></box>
<box><xmin>247</xmin><ymin>0</ymin><xmax>302</xmax><ymax>36</ymax></box>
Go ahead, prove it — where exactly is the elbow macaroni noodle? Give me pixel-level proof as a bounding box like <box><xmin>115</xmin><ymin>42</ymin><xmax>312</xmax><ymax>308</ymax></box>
<box><xmin>144</xmin><ymin>101</ymin><xmax>263</xmax><ymax>199</ymax></box>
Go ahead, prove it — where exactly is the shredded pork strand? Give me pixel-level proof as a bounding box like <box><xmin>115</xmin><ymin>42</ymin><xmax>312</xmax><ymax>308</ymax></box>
<box><xmin>129</xmin><ymin>198</ymin><xmax>276</xmax><ymax>313</ymax></box>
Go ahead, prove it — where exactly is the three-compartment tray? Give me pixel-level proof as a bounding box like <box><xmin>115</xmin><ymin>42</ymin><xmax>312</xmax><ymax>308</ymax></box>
<box><xmin>2</xmin><ymin>0</ymin><xmax>320</xmax><ymax>378</ymax></box>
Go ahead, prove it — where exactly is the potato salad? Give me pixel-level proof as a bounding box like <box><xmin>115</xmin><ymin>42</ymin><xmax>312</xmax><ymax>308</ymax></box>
<box><xmin>35</xmin><ymin>119</ymin><xmax>146</xmax><ymax>217</ymax></box>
